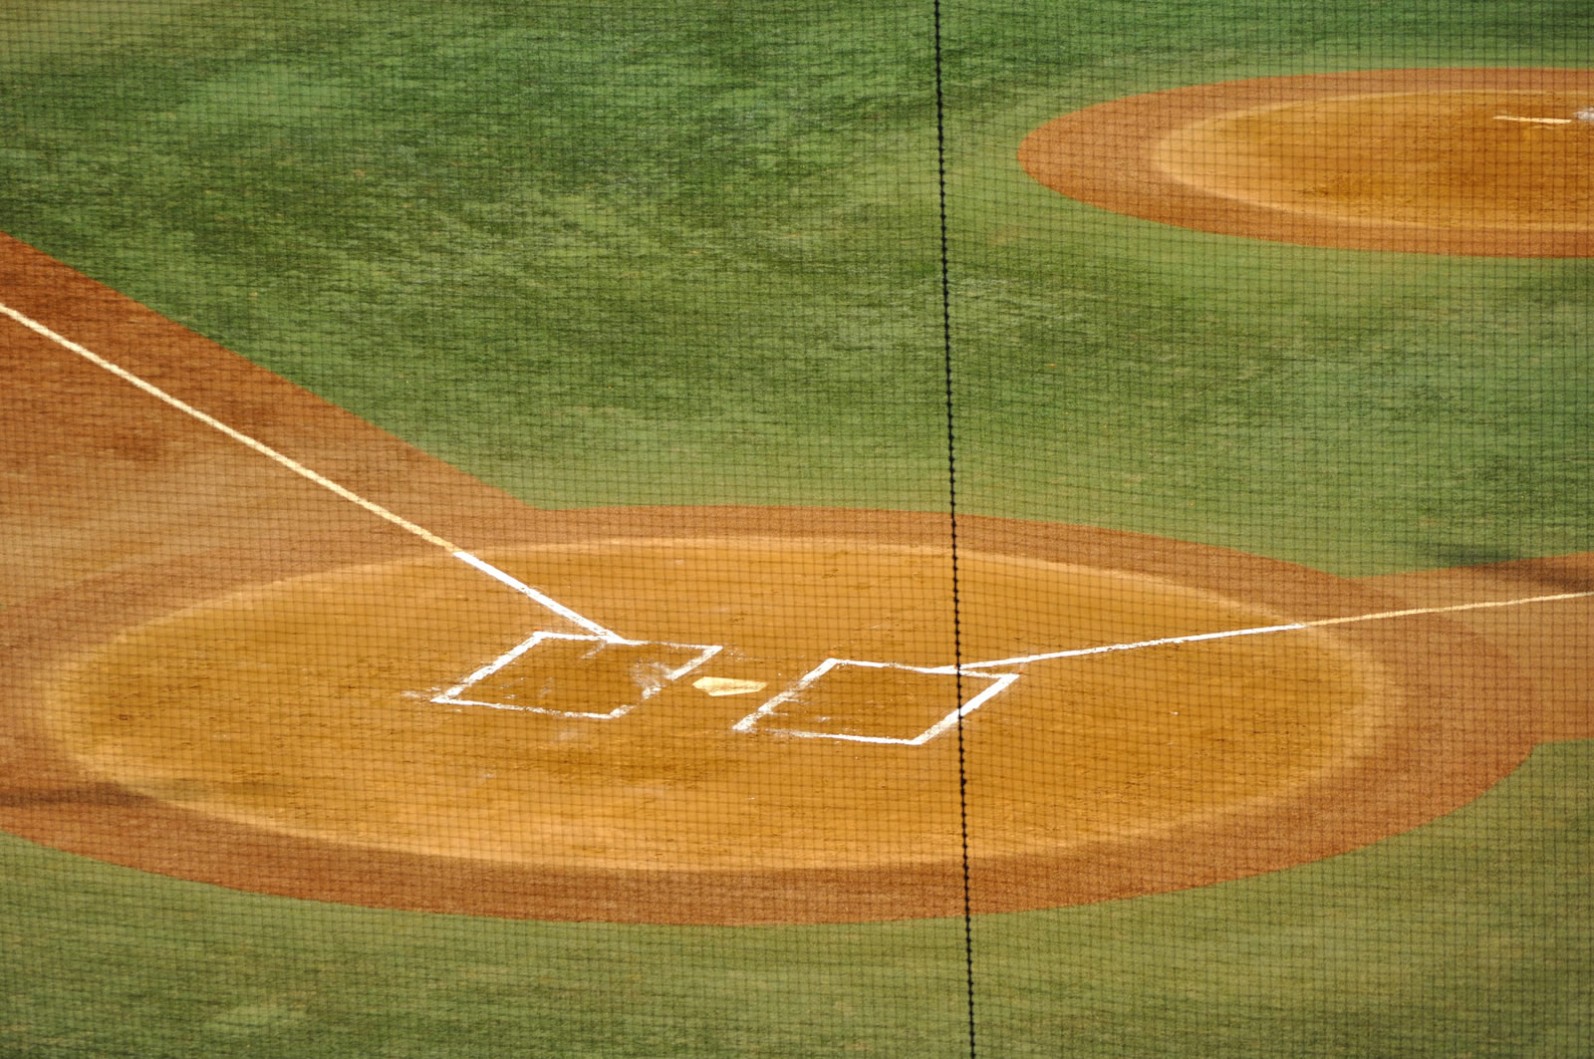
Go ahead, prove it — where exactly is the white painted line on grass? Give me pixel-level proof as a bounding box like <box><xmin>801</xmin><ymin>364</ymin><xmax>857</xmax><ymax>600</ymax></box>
<box><xmin>0</xmin><ymin>298</ymin><xmax>621</xmax><ymax>640</ymax></box>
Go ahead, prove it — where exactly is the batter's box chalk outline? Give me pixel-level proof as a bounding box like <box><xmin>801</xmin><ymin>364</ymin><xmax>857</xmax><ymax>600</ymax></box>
<box><xmin>732</xmin><ymin>659</ymin><xmax>1021</xmax><ymax>746</ymax></box>
<box><xmin>433</xmin><ymin>632</ymin><xmax>723</xmax><ymax>719</ymax></box>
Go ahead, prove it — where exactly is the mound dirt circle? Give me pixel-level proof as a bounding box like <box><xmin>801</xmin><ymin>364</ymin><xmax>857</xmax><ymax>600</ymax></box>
<box><xmin>5</xmin><ymin>511</ymin><xmax>1536</xmax><ymax>924</ymax></box>
<box><xmin>1019</xmin><ymin>68</ymin><xmax>1594</xmax><ymax>255</ymax></box>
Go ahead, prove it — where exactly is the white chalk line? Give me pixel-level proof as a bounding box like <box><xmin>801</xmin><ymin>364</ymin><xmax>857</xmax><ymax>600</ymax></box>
<box><xmin>435</xmin><ymin>632</ymin><xmax>723</xmax><ymax>717</ymax></box>
<box><xmin>452</xmin><ymin>551</ymin><xmax>618</xmax><ymax>640</ymax></box>
<box><xmin>738</xmin><ymin>588</ymin><xmax>1591</xmax><ymax>744</ymax></box>
<box><xmin>1493</xmin><ymin>115</ymin><xmax>1575</xmax><ymax>125</ymax></box>
<box><xmin>9</xmin><ymin>297</ymin><xmax>1589</xmax><ymax>725</ymax></box>
<box><xmin>0</xmin><ymin>298</ymin><xmax>620</xmax><ymax>640</ymax></box>
<box><xmin>732</xmin><ymin>658</ymin><xmax>1020</xmax><ymax>745</ymax></box>
<box><xmin>951</xmin><ymin>588</ymin><xmax>1594</xmax><ymax>672</ymax></box>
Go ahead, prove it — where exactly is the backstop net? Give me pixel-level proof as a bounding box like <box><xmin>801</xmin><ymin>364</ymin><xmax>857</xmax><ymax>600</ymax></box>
<box><xmin>1</xmin><ymin>3</ymin><xmax>1588</xmax><ymax>1055</ymax></box>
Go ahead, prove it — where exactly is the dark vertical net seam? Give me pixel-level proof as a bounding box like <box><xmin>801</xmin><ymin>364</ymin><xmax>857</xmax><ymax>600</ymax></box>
<box><xmin>930</xmin><ymin>0</ymin><xmax>977</xmax><ymax>1055</ymax></box>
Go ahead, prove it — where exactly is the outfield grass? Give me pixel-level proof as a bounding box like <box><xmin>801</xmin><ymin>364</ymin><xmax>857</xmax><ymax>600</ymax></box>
<box><xmin>1</xmin><ymin>2</ymin><xmax>1589</xmax><ymax>1055</ymax></box>
<box><xmin>2</xmin><ymin>743</ymin><xmax>1588</xmax><ymax>1057</ymax></box>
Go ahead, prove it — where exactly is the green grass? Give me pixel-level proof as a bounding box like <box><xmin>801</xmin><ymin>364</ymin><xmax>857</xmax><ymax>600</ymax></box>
<box><xmin>1</xmin><ymin>1</ymin><xmax>1590</xmax><ymax>1055</ymax></box>
<box><xmin>2</xmin><ymin>742</ymin><xmax>1588</xmax><ymax>1058</ymax></box>
<box><xmin>1</xmin><ymin>0</ymin><xmax>1589</xmax><ymax>572</ymax></box>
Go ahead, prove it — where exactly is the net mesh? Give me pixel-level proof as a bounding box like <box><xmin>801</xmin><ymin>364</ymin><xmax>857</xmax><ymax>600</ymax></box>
<box><xmin>1</xmin><ymin>2</ymin><xmax>1589</xmax><ymax>1055</ymax></box>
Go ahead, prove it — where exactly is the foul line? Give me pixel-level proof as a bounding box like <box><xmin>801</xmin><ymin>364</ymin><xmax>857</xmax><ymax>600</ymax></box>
<box><xmin>1493</xmin><ymin>115</ymin><xmax>1575</xmax><ymax>125</ymax></box>
<box><xmin>953</xmin><ymin>589</ymin><xmax>1594</xmax><ymax>672</ymax></box>
<box><xmin>7</xmin><ymin>298</ymin><xmax>1588</xmax><ymax>676</ymax></box>
<box><xmin>0</xmin><ymin>298</ymin><xmax>620</xmax><ymax>641</ymax></box>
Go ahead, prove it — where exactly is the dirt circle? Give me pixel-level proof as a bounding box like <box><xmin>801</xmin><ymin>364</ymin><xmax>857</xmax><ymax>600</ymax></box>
<box><xmin>49</xmin><ymin>542</ymin><xmax>1382</xmax><ymax>870</ymax></box>
<box><xmin>1019</xmin><ymin>69</ymin><xmax>1594</xmax><ymax>255</ymax></box>
<box><xmin>12</xmin><ymin>511</ymin><xmax>1534</xmax><ymax>924</ymax></box>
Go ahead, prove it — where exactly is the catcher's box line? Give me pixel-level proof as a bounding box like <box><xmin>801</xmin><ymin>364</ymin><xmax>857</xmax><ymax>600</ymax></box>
<box><xmin>434</xmin><ymin>631</ymin><xmax>723</xmax><ymax>718</ymax></box>
<box><xmin>731</xmin><ymin>658</ymin><xmax>1021</xmax><ymax>745</ymax></box>
<box><xmin>0</xmin><ymin>298</ymin><xmax>618</xmax><ymax>640</ymax></box>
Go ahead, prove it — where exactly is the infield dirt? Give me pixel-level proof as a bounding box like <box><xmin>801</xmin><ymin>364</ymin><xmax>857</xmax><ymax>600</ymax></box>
<box><xmin>1</xmin><ymin>218</ymin><xmax>1588</xmax><ymax>924</ymax></box>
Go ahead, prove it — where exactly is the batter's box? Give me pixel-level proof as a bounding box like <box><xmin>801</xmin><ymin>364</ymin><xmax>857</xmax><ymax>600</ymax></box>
<box><xmin>434</xmin><ymin>633</ymin><xmax>722</xmax><ymax>719</ymax></box>
<box><xmin>733</xmin><ymin>659</ymin><xmax>1020</xmax><ymax>745</ymax></box>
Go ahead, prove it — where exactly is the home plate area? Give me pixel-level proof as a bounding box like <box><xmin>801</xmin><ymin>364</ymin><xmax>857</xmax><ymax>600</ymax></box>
<box><xmin>46</xmin><ymin>533</ymin><xmax>1404</xmax><ymax>875</ymax></box>
<box><xmin>733</xmin><ymin>659</ymin><xmax>1020</xmax><ymax>745</ymax></box>
<box><xmin>434</xmin><ymin>633</ymin><xmax>725</xmax><ymax>720</ymax></box>
<box><xmin>437</xmin><ymin>627</ymin><xmax>1019</xmax><ymax>745</ymax></box>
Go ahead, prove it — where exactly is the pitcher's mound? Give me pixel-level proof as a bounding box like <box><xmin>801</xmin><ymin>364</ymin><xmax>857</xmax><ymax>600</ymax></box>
<box><xmin>1020</xmin><ymin>69</ymin><xmax>1594</xmax><ymax>255</ymax></box>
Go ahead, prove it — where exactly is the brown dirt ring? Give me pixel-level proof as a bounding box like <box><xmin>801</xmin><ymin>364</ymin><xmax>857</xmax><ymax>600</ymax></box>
<box><xmin>7</xmin><ymin>509</ymin><xmax>1536</xmax><ymax>925</ymax></box>
<box><xmin>1019</xmin><ymin>68</ymin><xmax>1594</xmax><ymax>255</ymax></box>
<box><xmin>0</xmin><ymin>227</ymin><xmax>1571</xmax><ymax>929</ymax></box>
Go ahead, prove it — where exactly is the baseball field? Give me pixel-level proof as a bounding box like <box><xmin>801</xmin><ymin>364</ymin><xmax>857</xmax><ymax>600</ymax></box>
<box><xmin>2</xmin><ymin>1</ymin><xmax>1591</xmax><ymax>1055</ymax></box>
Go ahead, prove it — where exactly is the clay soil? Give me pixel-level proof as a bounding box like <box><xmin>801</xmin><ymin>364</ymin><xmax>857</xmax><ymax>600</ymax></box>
<box><xmin>2</xmin><ymin>231</ymin><xmax>1589</xmax><ymax>925</ymax></box>
<box><xmin>1019</xmin><ymin>69</ymin><xmax>1594</xmax><ymax>255</ymax></box>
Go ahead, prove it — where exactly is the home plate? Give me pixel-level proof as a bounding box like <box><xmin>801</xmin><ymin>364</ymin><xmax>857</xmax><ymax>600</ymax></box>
<box><xmin>694</xmin><ymin>676</ymin><xmax>768</xmax><ymax>697</ymax></box>
<box><xmin>433</xmin><ymin>632</ymin><xmax>722</xmax><ymax>718</ymax></box>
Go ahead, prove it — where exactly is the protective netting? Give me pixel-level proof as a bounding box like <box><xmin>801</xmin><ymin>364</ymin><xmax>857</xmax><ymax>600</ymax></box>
<box><xmin>1</xmin><ymin>3</ymin><xmax>1589</xmax><ymax>1056</ymax></box>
